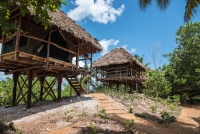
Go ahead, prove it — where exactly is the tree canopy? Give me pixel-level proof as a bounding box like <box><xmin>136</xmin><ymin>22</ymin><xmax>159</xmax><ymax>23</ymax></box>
<box><xmin>0</xmin><ymin>0</ymin><xmax>66</xmax><ymax>36</ymax></box>
<box><xmin>165</xmin><ymin>22</ymin><xmax>200</xmax><ymax>103</ymax></box>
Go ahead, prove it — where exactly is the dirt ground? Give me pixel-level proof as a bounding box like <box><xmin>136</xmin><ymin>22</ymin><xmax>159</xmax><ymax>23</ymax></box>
<box><xmin>0</xmin><ymin>93</ymin><xmax>200</xmax><ymax>134</ymax></box>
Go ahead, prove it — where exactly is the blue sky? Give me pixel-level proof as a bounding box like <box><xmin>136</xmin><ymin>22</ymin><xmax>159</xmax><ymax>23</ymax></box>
<box><xmin>62</xmin><ymin>0</ymin><xmax>200</xmax><ymax>69</ymax></box>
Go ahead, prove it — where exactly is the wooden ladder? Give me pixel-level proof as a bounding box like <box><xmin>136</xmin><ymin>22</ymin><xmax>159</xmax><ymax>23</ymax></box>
<box><xmin>65</xmin><ymin>74</ymin><xmax>88</xmax><ymax>95</ymax></box>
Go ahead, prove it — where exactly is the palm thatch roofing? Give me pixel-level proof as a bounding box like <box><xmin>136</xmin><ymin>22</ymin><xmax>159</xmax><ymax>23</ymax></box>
<box><xmin>93</xmin><ymin>48</ymin><xmax>146</xmax><ymax>69</ymax></box>
<box><xmin>1</xmin><ymin>8</ymin><xmax>102</xmax><ymax>54</ymax></box>
<box><xmin>47</xmin><ymin>10</ymin><xmax>102</xmax><ymax>53</ymax></box>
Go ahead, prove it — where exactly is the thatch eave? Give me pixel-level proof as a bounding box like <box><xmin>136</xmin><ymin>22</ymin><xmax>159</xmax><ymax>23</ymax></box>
<box><xmin>93</xmin><ymin>48</ymin><xmax>147</xmax><ymax>70</ymax></box>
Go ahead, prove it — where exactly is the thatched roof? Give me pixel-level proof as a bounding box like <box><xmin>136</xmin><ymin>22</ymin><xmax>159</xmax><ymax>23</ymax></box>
<box><xmin>47</xmin><ymin>10</ymin><xmax>102</xmax><ymax>53</ymax></box>
<box><xmin>3</xmin><ymin>7</ymin><xmax>102</xmax><ymax>54</ymax></box>
<box><xmin>93</xmin><ymin>48</ymin><xmax>146</xmax><ymax>69</ymax></box>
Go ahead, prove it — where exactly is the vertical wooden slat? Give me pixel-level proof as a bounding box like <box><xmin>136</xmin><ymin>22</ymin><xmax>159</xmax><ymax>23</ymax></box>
<box><xmin>14</xmin><ymin>15</ymin><xmax>22</xmax><ymax>60</ymax></box>
<box><xmin>12</xmin><ymin>72</ymin><xmax>19</xmax><ymax>106</ymax></box>
<box><xmin>27</xmin><ymin>70</ymin><xmax>33</xmax><ymax>109</ymax></box>
<box><xmin>76</xmin><ymin>43</ymin><xmax>79</xmax><ymax>74</ymax></box>
<box><xmin>39</xmin><ymin>76</ymin><xmax>45</xmax><ymax>101</ymax></box>
<box><xmin>46</xmin><ymin>26</ymin><xmax>52</xmax><ymax>68</ymax></box>
<box><xmin>90</xmin><ymin>46</ymin><xmax>93</xmax><ymax>73</ymax></box>
<box><xmin>57</xmin><ymin>74</ymin><xmax>62</xmax><ymax>101</ymax></box>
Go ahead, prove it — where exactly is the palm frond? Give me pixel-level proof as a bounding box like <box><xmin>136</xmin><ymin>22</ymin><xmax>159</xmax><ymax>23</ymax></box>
<box><xmin>156</xmin><ymin>0</ymin><xmax>170</xmax><ymax>11</ymax></box>
<box><xmin>184</xmin><ymin>0</ymin><xmax>200</xmax><ymax>22</ymax></box>
<box><xmin>139</xmin><ymin>0</ymin><xmax>152</xmax><ymax>11</ymax></box>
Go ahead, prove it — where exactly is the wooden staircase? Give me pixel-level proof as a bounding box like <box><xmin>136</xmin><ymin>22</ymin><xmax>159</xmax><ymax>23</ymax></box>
<box><xmin>65</xmin><ymin>74</ymin><xmax>88</xmax><ymax>95</ymax></box>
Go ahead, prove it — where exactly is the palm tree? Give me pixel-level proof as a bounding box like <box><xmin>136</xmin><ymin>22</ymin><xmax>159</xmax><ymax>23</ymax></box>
<box><xmin>138</xmin><ymin>0</ymin><xmax>200</xmax><ymax>22</ymax></box>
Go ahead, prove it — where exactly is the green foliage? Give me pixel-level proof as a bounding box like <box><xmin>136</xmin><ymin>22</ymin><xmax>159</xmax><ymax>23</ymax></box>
<box><xmin>89</xmin><ymin>122</ymin><xmax>96</xmax><ymax>134</ymax></box>
<box><xmin>63</xmin><ymin>109</ymin><xmax>76</xmax><ymax>122</ymax></box>
<box><xmin>93</xmin><ymin>109</ymin><xmax>109</xmax><ymax>123</ymax></box>
<box><xmin>159</xmin><ymin>111</ymin><xmax>176</xmax><ymax>123</ymax></box>
<box><xmin>129</xmin><ymin>105</ymin><xmax>133</xmax><ymax>113</ymax></box>
<box><xmin>0</xmin><ymin>0</ymin><xmax>66</xmax><ymax>36</ymax></box>
<box><xmin>144</xmin><ymin>70</ymin><xmax>171</xmax><ymax>98</ymax></box>
<box><xmin>134</xmin><ymin>112</ymin><xmax>149</xmax><ymax>119</ymax></box>
<box><xmin>62</xmin><ymin>84</ymin><xmax>71</xmax><ymax>97</ymax></box>
<box><xmin>123</xmin><ymin>119</ymin><xmax>134</xmax><ymax>130</ymax></box>
<box><xmin>138</xmin><ymin>0</ymin><xmax>200</xmax><ymax>22</ymax></box>
<box><xmin>165</xmin><ymin>22</ymin><xmax>200</xmax><ymax>103</ymax></box>
<box><xmin>0</xmin><ymin>77</ymin><xmax>13</xmax><ymax>107</ymax></box>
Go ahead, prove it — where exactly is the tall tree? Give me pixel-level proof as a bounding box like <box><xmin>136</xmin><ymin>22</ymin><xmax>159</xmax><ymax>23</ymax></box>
<box><xmin>0</xmin><ymin>0</ymin><xmax>66</xmax><ymax>36</ymax></box>
<box><xmin>165</xmin><ymin>22</ymin><xmax>200</xmax><ymax>103</ymax></box>
<box><xmin>138</xmin><ymin>0</ymin><xmax>200</xmax><ymax>22</ymax></box>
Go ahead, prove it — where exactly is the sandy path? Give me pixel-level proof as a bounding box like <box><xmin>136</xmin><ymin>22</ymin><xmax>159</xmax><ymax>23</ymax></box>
<box><xmin>90</xmin><ymin>93</ymin><xmax>200</xmax><ymax>134</ymax></box>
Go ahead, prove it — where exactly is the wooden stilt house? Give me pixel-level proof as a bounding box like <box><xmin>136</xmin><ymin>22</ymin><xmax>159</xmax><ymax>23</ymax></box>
<box><xmin>93</xmin><ymin>48</ymin><xmax>146</xmax><ymax>91</ymax></box>
<box><xmin>0</xmin><ymin>8</ymin><xmax>102</xmax><ymax>108</ymax></box>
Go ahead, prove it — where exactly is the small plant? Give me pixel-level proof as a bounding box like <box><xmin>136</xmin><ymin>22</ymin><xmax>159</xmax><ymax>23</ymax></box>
<box><xmin>124</xmin><ymin>119</ymin><xmax>134</xmax><ymax>130</ymax></box>
<box><xmin>82</xmin><ymin>111</ymin><xmax>88</xmax><ymax>117</ymax></box>
<box><xmin>135</xmin><ymin>112</ymin><xmax>149</xmax><ymax>119</ymax></box>
<box><xmin>63</xmin><ymin>110</ymin><xmax>76</xmax><ymax>122</ymax></box>
<box><xmin>89</xmin><ymin>122</ymin><xmax>96</xmax><ymax>134</ymax></box>
<box><xmin>159</xmin><ymin>111</ymin><xmax>175</xmax><ymax>124</ymax></box>
<box><xmin>17</xmin><ymin>130</ymin><xmax>23</xmax><ymax>134</ymax></box>
<box><xmin>150</xmin><ymin>105</ymin><xmax>157</xmax><ymax>113</ymax></box>
<box><xmin>129</xmin><ymin>105</ymin><xmax>133</xmax><ymax>113</ymax></box>
<box><xmin>93</xmin><ymin>109</ymin><xmax>109</xmax><ymax>123</ymax></box>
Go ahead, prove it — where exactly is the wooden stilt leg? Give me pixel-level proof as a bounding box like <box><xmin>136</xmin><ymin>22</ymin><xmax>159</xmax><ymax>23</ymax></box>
<box><xmin>12</xmin><ymin>72</ymin><xmax>19</xmax><ymax>107</ymax></box>
<box><xmin>27</xmin><ymin>70</ymin><xmax>33</xmax><ymax>109</ymax></box>
<box><xmin>40</xmin><ymin>77</ymin><xmax>45</xmax><ymax>101</ymax></box>
<box><xmin>57</xmin><ymin>75</ymin><xmax>62</xmax><ymax>101</ymax></box>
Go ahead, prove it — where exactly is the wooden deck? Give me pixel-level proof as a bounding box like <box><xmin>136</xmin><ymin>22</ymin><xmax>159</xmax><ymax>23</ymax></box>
<box><xmin>96</xmin><ymin>76</ymin><xmax>147</xmax><ymax>83</ymax></box>
<box><xmin>0</xmin><ymin>51</ymin><xmax>76</xmax><ymax>75</ymax></box>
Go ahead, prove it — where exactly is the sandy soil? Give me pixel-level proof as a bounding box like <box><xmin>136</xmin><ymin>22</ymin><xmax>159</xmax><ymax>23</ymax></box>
<box><xmin>0</xmin><ymin>93</ymin><xmax>200</xmax><ymax>134</ymax></box>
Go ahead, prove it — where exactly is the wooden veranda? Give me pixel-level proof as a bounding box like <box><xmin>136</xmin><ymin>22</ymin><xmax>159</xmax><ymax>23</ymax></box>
<box><xmin>0</xmin><ymin>7</ymin><xmax>102</xmax><ymax>108</ymax></box>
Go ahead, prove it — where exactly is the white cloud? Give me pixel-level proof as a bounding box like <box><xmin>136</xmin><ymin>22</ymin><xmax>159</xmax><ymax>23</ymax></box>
<box><xmin>122</xmin><ymin>44</ymin><xmax>136</xmax><ymax>54</ymax></box>
<box><xmin>131</xmin><ymin>48</ymin><xmax>136</xmax><ymax>53</ymax></box>
<box><xmin>68</xmin><ymin>0</ymin><xmax>125</xmax><ymax>24</ymax></box>
<box><xmin>72</xmin><ymin>57</ymin><xmax>85</xmax><ymax>67</ymax></box>
<box><xmin>99</xmin><ymin>39</ymin><xmax>119</xmax><ymax>55</ymax></box>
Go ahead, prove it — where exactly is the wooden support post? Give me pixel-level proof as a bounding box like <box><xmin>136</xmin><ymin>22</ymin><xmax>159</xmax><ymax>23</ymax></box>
<box><xmin>76</xmin><ymin>44</ymin><xmax>79</xmax><ymax>74</ymax></box>
<box><xmin>57</xmin><ymin>74</ymin><xmax>62</xmax><ymax>101</ymax></box>
<box><xmin>136</xmin><ymin>82</ymin><xmax>138</xmax><ymax>91</ymax></box>
<box><xmin>0</xmin><ymin>36</ymin><xmax>4</xmax><ymax>61</ymax></box>
<box><xmin>120</xmin><ymin>65</ymin><xmax>122</xmax><ymax>77</ymax></box>
<box><xmin>14</xmin><ymin>15</ymin><xmax>22</xmax><ymax>60</ymax></box>
<box><xmin>90</xmin><ymin>46</ymin><xmax>93</xmax><ymax>73</ymax></box>
<box><xmin>130</xmin><ymin>62</ymin><xmax>133</xmax><ymax>77</ymax></box>
<box><xmin>12</xmin><ymin>72</ymin><xmax>19</xmax><ymax>106</ymax></box>
<box><xmin>39</xmin><ymin>77</ymin><xmax>45</xmax><ymax>101</ymax></box>
<box><xmin>27</xmin><ymin>70</ymin><xmax>33</xmax><ymax>109</ymax></box>
<box><xmin>46</xmin><ymin>26</ymin><xmax>52</xmax><ymax>68</ymax></box>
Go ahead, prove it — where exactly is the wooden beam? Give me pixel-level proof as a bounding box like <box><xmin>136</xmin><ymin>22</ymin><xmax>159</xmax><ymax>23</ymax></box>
<box><xmin>14</xmin><ymin>15</ymin><xmax>22</xmax><ymax>60</ymax></box>
<box><xmin>21</xmin><ymin>34</ymin><xmax>77</xmax><ymax>55</ymax></box>
<box><xmin>10</xmin><ymin>7</ymin><xmax>20</xmax><ymax>14</ymax></box>
<box><xmin>46</xmin><ymin>26</ymin><xmax>52</xmax><ymax>68</ymax></box>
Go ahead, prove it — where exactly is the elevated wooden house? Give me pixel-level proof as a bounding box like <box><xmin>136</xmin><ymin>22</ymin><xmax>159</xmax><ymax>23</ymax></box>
<box><xmin>93</xmin><ymin>48</ymin><xmax>146</xmax><ymax>91</ymax></box>
<box><xmin>0</xmin><ymin>8</ymin><xmax>102</xmax><ymax>108</ymax></box>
